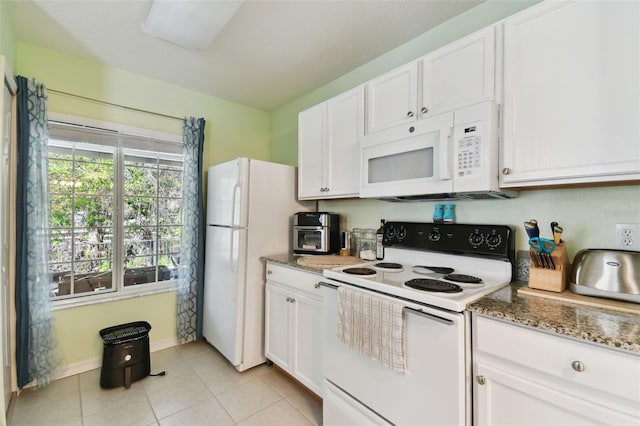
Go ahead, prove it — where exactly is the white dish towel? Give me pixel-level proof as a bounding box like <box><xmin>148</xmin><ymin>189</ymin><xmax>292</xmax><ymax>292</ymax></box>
<box><xmin>336</xmin><ymin>286</ymin><xmax>407</xmax><ymax>373</ymax></box>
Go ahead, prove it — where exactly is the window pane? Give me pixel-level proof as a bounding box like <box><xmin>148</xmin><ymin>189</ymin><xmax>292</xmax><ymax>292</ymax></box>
<box><xmin>48</xmin><ymin>156</ymin><xmax>74</xmax><ymax>195</ymax></box>
<box><xmin>159</xmin><ymin>198</ymin><xmax>181</xmax><ymax>226</ymax></box>
<box><xmin>75</xmin><ymin>159</ymin><xmax>114</xmax><ymax>194</ymax></box>
<box><xmin>124</xmin><ymin>161</ymin><xmax>157</xmax><ymax>197</ymax></box>
<box><xmin>73</xmin><ymin>196</ymin><xmax>114</xmax><ymax>228</ymax></box>
<box><xmin>124</xmin><ymin>196</ymin><xmax>157</xmax><ymax>227</ymax></box>
<box><xmin>50</xmin><ymin>263</ymin><xmax>72</xmax><ymax>297</ymax></box>
<box><xmin>49</xmin><ymin>229</ymin><xmax>73</xmax><ymax>263</ymax></box>
<box><xmin>158</xmin><ymin>168</ymin><xmax>182</xmax><ymax>197</ymax></box>
<box><xmin>49</xmin><ymin>195</ymin><xmax>74</xmax><ymax>229</ymax></box>
<box><xmin>158</xmin><ymin>227</ymin><xmax>180</xmax><ymax>280</ymax></box>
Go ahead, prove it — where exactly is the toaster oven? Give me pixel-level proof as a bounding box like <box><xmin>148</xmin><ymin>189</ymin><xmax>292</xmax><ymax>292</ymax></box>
<box><xmin>293</xmin><ymin>212</ymin><xmax>340</xmax><ymax>254</ymax></box>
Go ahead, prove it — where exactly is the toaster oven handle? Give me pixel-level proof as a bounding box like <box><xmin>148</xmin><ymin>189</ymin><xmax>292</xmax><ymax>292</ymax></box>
<box><xmin>438</xmin><ymin>126</ymin><xmax>452</xmax><ymax>180</ymax></box>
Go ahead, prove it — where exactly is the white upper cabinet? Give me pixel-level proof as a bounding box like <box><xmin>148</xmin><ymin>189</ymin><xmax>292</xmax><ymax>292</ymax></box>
<box><xmin>500</xmin><ymin>0</ymin><xmax>640</xmax><ymax>187</ymax></box>
<box><xmin>298</xmin><ymin>86</ymin><xmax>363</xmax><ymax>200</ymax></box>
<box><xmin>421</xmin><ymin>26</ymin><xmax>496</xmax><ymax>117</ymax></box>
<box><xmin>365</xmin><ymin>62</ymin><xmax>419</xmax><ymax>135</ymax></box>
<box><xmin>364</xmin><ymin>26</ymin><xmax>496</xmax><ymax>142</ymax></box>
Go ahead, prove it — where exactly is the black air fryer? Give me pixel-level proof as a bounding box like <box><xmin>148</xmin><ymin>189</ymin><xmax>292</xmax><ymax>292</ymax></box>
<box><xmin>99</xmin><ymin>321</ymin><xmax>151</xmax><ymax>389</ymax></box>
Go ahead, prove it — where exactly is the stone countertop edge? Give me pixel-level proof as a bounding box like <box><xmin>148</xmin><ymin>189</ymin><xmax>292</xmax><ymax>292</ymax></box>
<box><xmin>261</xmin><ymin>253</ymin><xmax>325</xmax><ymax>274</ymax></box>
<box><xmin>468</xmin><ymin>282</ymin><xmax>640</xmax><ymax>354</ymax></box>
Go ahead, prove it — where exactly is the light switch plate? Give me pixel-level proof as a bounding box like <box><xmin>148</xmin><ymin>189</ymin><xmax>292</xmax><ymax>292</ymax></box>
<box><xmin>614</xmin><ymin>223</ymin><xmax>640</xmax><ymax>251</ymax></box>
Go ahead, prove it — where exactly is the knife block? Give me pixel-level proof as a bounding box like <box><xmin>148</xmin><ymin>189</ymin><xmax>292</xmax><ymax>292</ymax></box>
<box><xmin>528</xmin><ymin>243</ymin><xmax>570</xmax><ymax>292</ymax></box>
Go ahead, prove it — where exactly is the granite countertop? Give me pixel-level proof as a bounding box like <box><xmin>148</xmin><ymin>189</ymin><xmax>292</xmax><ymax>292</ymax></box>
<box><xmin>468</xmin><ymin>282</ymin><xmax>640</xmax><ymax>353</ymax></box>
<box><xmin>262</xmin><ymin>255</ymin><xmax>640</xmax><ymax>354</ymax></box>
<box><xmin>261</xmin><ymin>253</ymin><xmax>334</xmax><ymax>274</ymax></box>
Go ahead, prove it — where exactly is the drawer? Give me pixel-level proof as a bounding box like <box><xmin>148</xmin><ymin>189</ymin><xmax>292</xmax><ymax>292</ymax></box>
<box><xmin>266</xmin><ymin>262</ymin><xmax>322</xmax><ymax>298</ymax></box>
<box><xmin>473</xmin><ymin>316</ymin><xmax>640</xmax><ymax>403</ymax></box>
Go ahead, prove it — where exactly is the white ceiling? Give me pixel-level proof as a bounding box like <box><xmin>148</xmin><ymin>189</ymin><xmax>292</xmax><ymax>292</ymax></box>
<box><xmin>9</xmin><ymin>0</ymin><xmax>483</xmax><ymax>111</ymax></box>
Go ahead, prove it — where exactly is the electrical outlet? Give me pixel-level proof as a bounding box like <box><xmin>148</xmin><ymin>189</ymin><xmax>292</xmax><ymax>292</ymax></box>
<box><xmin>614</xmin><ymin>223</ymin><xmax>640</xmax><ymax>251</ymax></box>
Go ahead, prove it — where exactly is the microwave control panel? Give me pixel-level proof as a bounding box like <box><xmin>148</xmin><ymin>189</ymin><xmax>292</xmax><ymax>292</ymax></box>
<box><xmin>455</xmin><ymin>121</ymin><xmax>482</xmax><ymax>177</ymax></box>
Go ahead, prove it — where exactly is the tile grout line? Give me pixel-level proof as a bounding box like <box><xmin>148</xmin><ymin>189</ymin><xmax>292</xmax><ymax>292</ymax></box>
<box><xmin>259</xmin><ymin>374</ymin><xmax>318</xmax><ymax>426</ymax></box>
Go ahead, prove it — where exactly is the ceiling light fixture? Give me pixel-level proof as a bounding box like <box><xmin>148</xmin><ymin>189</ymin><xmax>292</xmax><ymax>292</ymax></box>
<box><xmin>142</xmin><ymin>0</ymin><xmax>244</xmax><ymax>52</ymax></box>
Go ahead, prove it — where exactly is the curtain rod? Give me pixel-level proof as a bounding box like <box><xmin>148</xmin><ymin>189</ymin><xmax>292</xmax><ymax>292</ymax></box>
<box><xmin>47</xmin><ymin>88</ymin><xmax>185</xmax><ymax>122</ymax></box>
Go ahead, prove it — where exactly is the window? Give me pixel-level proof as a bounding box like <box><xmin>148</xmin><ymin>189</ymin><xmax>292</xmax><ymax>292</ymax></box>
<box><xmin>47</xmin><ymin>120</ymin><xmax>184</xmax><ymax>302</ymax></box>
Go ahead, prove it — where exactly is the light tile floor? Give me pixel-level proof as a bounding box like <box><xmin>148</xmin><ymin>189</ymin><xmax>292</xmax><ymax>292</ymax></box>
<box><xmin>7</xmin><ymin>340</ymin><xmax>323</xmax><ymax>426</ymax></box>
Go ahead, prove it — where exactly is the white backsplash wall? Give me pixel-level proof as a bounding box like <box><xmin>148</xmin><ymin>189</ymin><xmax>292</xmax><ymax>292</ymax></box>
<box><xmin>319</xmin><ymin>185</ymin><xmax>640</xmax><ymax>261</ymax></box>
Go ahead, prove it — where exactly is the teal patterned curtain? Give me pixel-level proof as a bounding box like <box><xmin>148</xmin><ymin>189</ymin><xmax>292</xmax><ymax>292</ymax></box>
<box><xmin>176</xmin><ymin>117</ymin><xmax>205</xmax><ymax>342</ymax></box>
<box><xmin>15</xmin><ymin>76</ymin><xmax>59</xmax><ymax>388</ymax></box>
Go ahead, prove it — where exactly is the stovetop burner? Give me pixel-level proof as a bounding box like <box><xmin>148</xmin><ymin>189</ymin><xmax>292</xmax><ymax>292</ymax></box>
<box><xmin>343</xmin><ymin>267</ymin><xmax>377</xmax><ymax>276</ymax></box>
<box><xmin>373</xmin><ymin>262</ymin><xmax>404</xmax><ymax>271</ymax></box>
<box><xmin>443</xmin><ymin>273</ymin><xmax>483</xmax><ymax>284</ymax></box>
<box><xmin>412</xmin><ymin>266</ymin><xmax>455</xmax><ymax>275</ymax></box>
<box><xmin>405</xmin><ymin>278</ymin><xmax>463</xmax><ymax>293</ymax></box>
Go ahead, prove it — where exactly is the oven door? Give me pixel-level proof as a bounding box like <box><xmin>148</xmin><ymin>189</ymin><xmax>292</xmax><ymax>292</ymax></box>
<box><xmin>321</xmin><ymin>280</ymin><xmax>468</xmax><ymax>426</ymax></box>
<box><xmin>360</xmin><ymin>111</ymin><xmax>454</xmax><ymax>198</ymax></box>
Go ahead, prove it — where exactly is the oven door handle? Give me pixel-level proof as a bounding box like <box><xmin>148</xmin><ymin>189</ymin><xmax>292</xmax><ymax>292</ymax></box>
<box><xmin>319</xmin><ymin>281</ymin><xmax>339</xmax><ymax>290</ymax></box>
<box><xmin>404</xmin><ymin>307</ymin><xmax>454</xmax><ymax>326</ymax></box>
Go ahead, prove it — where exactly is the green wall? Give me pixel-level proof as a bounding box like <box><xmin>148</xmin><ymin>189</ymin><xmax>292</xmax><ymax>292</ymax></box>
<box><xmin>16</xmin><ymin>42</ymin><xmax>273</xmax><ymax>367</ymax></box>
<box><xmin>0</xmin><ymin>0</ymin><xmax>16</xmax><ymax>72</ymax></box>
<box><xmin>271</xmin><ymin>0</ymin><xmax>540</xmax><ymax>166</ymax></box>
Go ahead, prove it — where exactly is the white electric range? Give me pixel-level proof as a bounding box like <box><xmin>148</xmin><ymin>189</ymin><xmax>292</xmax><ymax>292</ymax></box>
<box><xmin>321</xmin><ymin>221</ymin><xmax>515</xmax><ymax>426</ymax></box>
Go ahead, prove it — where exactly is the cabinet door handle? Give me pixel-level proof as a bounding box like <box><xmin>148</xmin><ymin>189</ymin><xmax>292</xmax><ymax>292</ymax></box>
<box><xmin>407</xmin><ymin>111</ymin><xmax>414</xmax><ymax>117</ymax></box>
<box><xmin>571</xmin><ymin>361</ymin><xmax>585</xmax><ymax>372</ymax></box>
<box><xmin>421</xmin><ymin>107</ymin><xmax>428</xmax><ymax>114</ymax></box>
<box><xmin>267</xmin><ymin>270</ymin><xmax>272</xmax><ymax>275</ymax></box>
<box><xmin>290</xmin><ymin>298</ymin><xmax>296</xmax><ymax>303</ymax></box>
<box><xmin>314</xmin><ymin>283</ymin><xmax>320</xmax><ymax>288</ymax></box>
<box><xmin>477</xmin><ymin>375</ymin><xmax>486</xmax><ymax>385</ymax></box>
<box><xmin>501</xmin><ymin>168</ymin><xmax>511</xmax><ymax>175</ymax></box>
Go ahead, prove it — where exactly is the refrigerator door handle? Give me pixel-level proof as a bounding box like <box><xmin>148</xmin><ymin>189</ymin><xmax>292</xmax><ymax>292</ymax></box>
<box><xmin>231</xmin><ymin>181</ymin><xmax>241</xmax><ymax>228</ymax></box>
<box><xmin>230</xmin><ymin>228</ymin><xmax>237</xmax><ymax>278</ymax></box>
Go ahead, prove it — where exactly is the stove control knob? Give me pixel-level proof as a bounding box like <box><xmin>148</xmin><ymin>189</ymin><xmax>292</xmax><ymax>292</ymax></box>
<box><xmin>428</xmin><ymin>231</ymin><xmax>441</xmax><ymax>242</ymax></box>
<box><xmin>468</xmin><ymin>233</ymin><xmax>484</xmax><ymax>247</ymax></box>
<box><xmin>486</xmin><ymin>234</ymin><xmax>502</xmax><ymax>248</ymax></box>
<box><xmin>385</xmin><ymin>226</ymin><xmax>396</xmax><ymax>240</ymax></box>
<box><xmin>397</xmin><ymin>227</ymin><xmax>407</xmax><ymax>241</ymax></box>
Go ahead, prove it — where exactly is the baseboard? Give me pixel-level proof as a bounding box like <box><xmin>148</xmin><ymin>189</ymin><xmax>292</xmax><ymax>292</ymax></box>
<box><xmin>54</xmin><ymin>336</ymin><xmax>181</xmax><ymax>380</ymax></box>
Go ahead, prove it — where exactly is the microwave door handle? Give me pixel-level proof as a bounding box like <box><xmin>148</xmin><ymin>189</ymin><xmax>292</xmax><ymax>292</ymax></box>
<box><xmin>439</xmin><ymin>126</ymin><xmax>453</xmax><ymax>180</ymax></box>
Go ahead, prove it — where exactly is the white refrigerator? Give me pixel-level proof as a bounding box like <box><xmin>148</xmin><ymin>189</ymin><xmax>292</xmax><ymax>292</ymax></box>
<box><xmin>203</xmin><ymin>158</ymin><xmax>311</xmax><ymax>371</ymax></box>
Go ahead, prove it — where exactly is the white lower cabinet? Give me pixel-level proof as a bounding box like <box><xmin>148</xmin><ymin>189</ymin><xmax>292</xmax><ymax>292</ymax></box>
<box><xmin>473</xmin><ymin>315</ymin><xmax>640</xmax><ymax>425</ymax></box>
<box><xmin>265</xmin><ymin>263</ymin><xmax>323</xmax><ymax>397</ymax></box>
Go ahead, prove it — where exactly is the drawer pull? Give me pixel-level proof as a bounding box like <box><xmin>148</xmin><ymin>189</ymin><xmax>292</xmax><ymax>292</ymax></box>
<box><xmin>477</xmin><ymin>375</ymin><xmax>486</xmax><ymax>385</ymax></box>
<box><xmin>571</xmin><ymin>360</ymin><xmax>585</xmax><ymax>372</ymax></box>
<box><xmin>314</xmin><ymin>283</ymin><xmax>320</xmax><ymax>288</ymax></box>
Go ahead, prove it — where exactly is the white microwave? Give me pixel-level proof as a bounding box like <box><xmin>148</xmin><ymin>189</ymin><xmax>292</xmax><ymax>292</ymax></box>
<box><xmin>360</xmin><ymin>101</ymin><xmax>517</xmax><ymax>200</ymax></box>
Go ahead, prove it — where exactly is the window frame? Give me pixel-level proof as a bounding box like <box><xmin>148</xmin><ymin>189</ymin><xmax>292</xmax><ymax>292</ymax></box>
<box><xmin>48</xmin><ymin>112</ymin><xmax>184</xmax><ymax>310</ymax></box>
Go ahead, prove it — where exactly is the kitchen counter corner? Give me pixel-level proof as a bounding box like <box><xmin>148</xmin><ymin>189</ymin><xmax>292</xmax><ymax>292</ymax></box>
<box><xmin>468</xmin><ymin>282</ymin><xmax>640</xmax><ymax>353</ymax></box>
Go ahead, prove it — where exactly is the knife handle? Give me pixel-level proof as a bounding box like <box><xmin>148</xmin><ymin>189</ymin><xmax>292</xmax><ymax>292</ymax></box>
<box><xmin>553</xmin><ymin>225</ymin><xmax>563</xmax><ymax>244</ymax></box>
